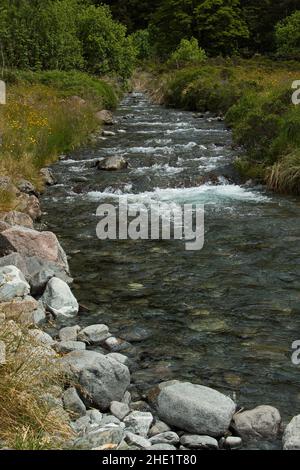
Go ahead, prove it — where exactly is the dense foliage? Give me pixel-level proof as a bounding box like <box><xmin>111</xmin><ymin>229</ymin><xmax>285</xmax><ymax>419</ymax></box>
<box><xmin>100</xmin><ymin>0</ymin><xmax>299</xmax><ymax>58</ymax></box>
<box><xmin>275</xmin><ymin>11</ymin><xmax>300</xmax><ymax>60</ymax></box>
<box><xmin>0</xmin><ymin>0</ymin><xmax>136</xmax><ymax>79</ymax></box>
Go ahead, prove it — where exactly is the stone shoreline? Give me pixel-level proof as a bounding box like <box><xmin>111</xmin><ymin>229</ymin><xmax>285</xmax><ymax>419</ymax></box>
<box><xmin>0</xmin><ymin>112</ymin><xmax>299</xmax><ymax>451</ymax></box>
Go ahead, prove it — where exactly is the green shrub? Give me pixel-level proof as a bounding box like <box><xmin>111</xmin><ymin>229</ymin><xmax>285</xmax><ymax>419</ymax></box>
<box><xmin>167</xmin><ymin>38</ymin><xmax>207</xmax><ymax>69</ymax></box>
<box><xmin>276</xmin><ymin>11</ymin><xmax>300</xmax><ymax>60</ymax></box>
<box><xmin>130</xmin><ymin>29</ymin><xmax>153</xmax><ymax>61</ymax></box>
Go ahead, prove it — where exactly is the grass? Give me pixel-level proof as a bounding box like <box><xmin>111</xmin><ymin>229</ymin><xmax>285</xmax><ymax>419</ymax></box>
<box><xmin>148</xmin><ymin>58</ymin><xmax>300</xmax><ymax>194</ymax></box>
<box><xmin>0</xmin><ymin>320</ymin><xmax>72</xmax><ymax>449</ymax></box>
<box><xmin>0</xmin><ymin>70</ymin><xmax>119</xmax><ymax>211</ymax></box>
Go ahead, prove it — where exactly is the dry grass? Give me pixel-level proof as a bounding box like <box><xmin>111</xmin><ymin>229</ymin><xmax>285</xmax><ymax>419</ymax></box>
<box><xmin>0</xmin><ymin>320</ymin><xmax>72</xmax><ymax>450</ymax></box>
<box><xmin>267</xmin><ymin>150</ymin><xmax>300</xmax><ymax>194</ymax></box>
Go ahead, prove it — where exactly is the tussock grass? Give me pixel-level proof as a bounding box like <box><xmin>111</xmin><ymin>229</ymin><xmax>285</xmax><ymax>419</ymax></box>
<box><xmin>267</xmin><ymin>150</ymin><xmax>300</xmax><ymax>194</ymax></box>
<box><xmin>0</xmin><ymin>321</ymin><xmax>72</xmax><ymax>449</ymax></box>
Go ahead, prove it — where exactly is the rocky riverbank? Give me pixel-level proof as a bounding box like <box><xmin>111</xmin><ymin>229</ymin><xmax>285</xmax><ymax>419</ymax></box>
<box><xmin>0</xmin><ymin>106</ymin><xmax>299</xmax><ymax>451</ymax></box>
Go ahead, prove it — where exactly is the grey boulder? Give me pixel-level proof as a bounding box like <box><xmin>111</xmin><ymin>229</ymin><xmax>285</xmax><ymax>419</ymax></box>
<box><xmin>124</xmin><ymin>411</ymin><xmax>153</xmax><ymax>437</ymax></box>
<box><xmin>97</xmin><ymin>156</ymin><xmax>128</xmax><ymax>171</ymax></box>
<box><xmin>180</xmin><ymin>434</ymin><xmax>219</xmax><ymax>450</ymax></box>
<box><xmin>153</xmin><ymin>381</ymin><xmax>236</xmax><ymax>437</ymax></box>
<box><xmin>0</xmin><ymin>265</ymin><xmax>30</xmax><ymax>301</ymax></box>
<box><xmin>283</xmin><ymin>415</ymin><xmax>300</xmax><ymax>450</ymax></box>
<box><xmin>63</xmin><ymin>387</ymin><xmax>86</xmax><ymax>419</ymax></box>
<box><xmin>60</xmin><ymin>350</ymin><xmax>130</xmax><ymax>410</ymax></box>
<box><xmin>232</xmin><ymin>406</ymin><xmax>281</xmax><ymax>440</ymax></box>
<box><xmin>77</xmin><ymin>324</ymin><xmax>109</xmax><ymax>345</ymax></box>
<box><xmin>41</xmin><ymin>277</ymin><xmax>79</xmax><ymax>318</ymax></box>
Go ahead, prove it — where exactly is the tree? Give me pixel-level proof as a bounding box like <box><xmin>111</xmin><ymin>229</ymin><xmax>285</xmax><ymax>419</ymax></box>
<box><xmin>78</xmin><ymin>4</ymin><xmax>136</xmax><ymax>78</ymax></box>
<box><xmin>194</xmin><ymin>0</ymin><xmax>249</xmax><ymax>55</ymax></box>
<box><xmin>275</xmin><ymin>11</ymin><xmax>300</xmax><ymax>59</ymax></box>
<box><xmin>168</xmin><ymin>37</ymin><xmax>207</xmax><ymax>68</ymax></box>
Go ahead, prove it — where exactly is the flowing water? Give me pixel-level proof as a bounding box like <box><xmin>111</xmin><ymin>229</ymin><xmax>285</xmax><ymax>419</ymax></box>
<box><xmin>42</xmin><ymin>93</ymin><xmax>300</xmax><ymax>431</ymax></box>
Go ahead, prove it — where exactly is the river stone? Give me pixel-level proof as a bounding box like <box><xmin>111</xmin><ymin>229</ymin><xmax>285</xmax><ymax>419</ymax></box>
<box><xmin>97</xmin><ymin>156</ymin><xmax>128</xmax><ymax>171</ymax></box>
<box><xmin>15</xmin><ymin>194</ymin><xmax>41</xmax><ymax>221</ymax></box>
<box><xmin>59</xmin><ymin>325</ymin><xmax>81</xmax><ymax>342</ymax></box>
<box><xmin>150</xmin><ymin>432</ymin><xmax>180</xmax><ymax>446</ymax></box>
<box><xmin>63</xmin><ymin>387</ymin><xmax>86</xmax><ymax>419</ymax></box>
<box><xmin>25</xmin><ymin>256</ymin><xmax>72</xmax><ymax>295</ymax></box>
<box><xmin>283</xmin><ymin>415</ymin><xmax>300</xmax><ymax>450</ymax></box>
<box><xmin>17</xmin><ymin>179</ymin><xmax>37</xmax><ymax>196</ymax></box>
<box><xmin>74</xmin><ymin>425</ymin><xmax>124</xmax><ymax>450</ymax></box>
<box><xmin>86</xmin><ymin>409</ymin><xmax>103</xmax><ymax>426</ymax></box>
<box><xmin>95</xmin><ymin>110</ymin><xmax>114</xmax><ymax>125</ymax></box>
<box><xmin>28</xmin><ymin>329</ymin><xmax>54</xmax><ymax>346</ymax></box>
<box><xmin>2</xmin><ymin>211</ymin><xmax>34</xmax><ymax>229</ymax></box>
<box><xmin>107</xmin><ymin>352</ymin><xmax>129</xmax><ymax>366</ymax></box>
<box><xmin>0</xmin><ymin>340</ymin><xmax>6</xmax><ymax>365</ymax></box>
<box><xmin>180</xmin><ymin>434</ymin><xmax>219</xmax><ymax>450</ymax></box>
<box><xmin>0</xmin><ymin>253</ymin><xmax>28</xmax><ymax>277</ymax></box>
<box><xmin>224</xmin><ymin>436</ymin><xmax>242</xmax><ymax>449</ymax></box>
<box><xmin>0</xmin><ymin>265</ymin><xmax>30</xmax><ymax>301</ymax></box>
<box><xmin>40</xmin><ymin>168</ymin><xmax>56</xmax><ymax>186</ymax></box>
<box><xmin>77</xmin><ymin>324</ymin><xmax>109</xmax><ymax>345</ymax></box>
<box><xmin>232</xmin><ymin>406</ymin><xmax>281</xmax><ymax>440</ymax></box>
<box><xmin>124</xmin><ymin>411</ymin><xmax>153</xmax><ymax>437</ymax></box>
<box><xmin>153</xmin><ymin>381</ymin><xmax>236</xmax><ymax>437</ymax></box>
<box><xmin>54</xmin><ymin>340</ymin><xmax>86</xmax><ymax>353</ymax></box>
<box><xmin>125</xmin><ymin>432</ymin><xmax>151</xmax><ymax>449</ymax></box>
<box><xmin>149</xmin><ymin>420</ymin><xmax>171</xmax><ymax>437</ymax></box>
<box><xmin>1</xmin><ymin>227</ymin><xmax>69</xmax><ymax>272</ymax></box>
<box><xmin>150</xmin><ymin>444</ymin><xmax>177</xmax><ymax>450</ymax></box>
<box><xmin>60</xmin><ymin>350</ymin><xmax>130</xmax><ymax>410</ymax></box>
<box><xmin>110</xmin><ymin>401</ymin><xmax>130</xmax><ymax>421</ymax></box>
<box><xmin>41</xmin><ymin>277</ymin><xmax>79</xmax><ymax>318</ymax></box>
<box><xmin>101</xmin><ymin>415</ymin><xmax>122</xmax><ymax>427</ymax></box>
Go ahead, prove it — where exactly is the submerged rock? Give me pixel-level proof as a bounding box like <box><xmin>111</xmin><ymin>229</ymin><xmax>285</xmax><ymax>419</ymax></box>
<box><xmin>41</xmin><ymin>277</ymin><xmax>79</xmax><ymax>318</ymax></box>
<box><xmin>97</xmin><ymin>156</ymin><xmax>128</xmax><ymax>171</ymax></box>
<box><xmin>232</xmin><ymin>406</ymin><xmax>281</xmax><ymax>440</ymax></box>
<box><xmin>61</xmin><ymin>350</ymin><xmax>130</xmax><ymax>410</ymax></box>
<box><xmin>40</xmin><ymin>168</ymin><xmax>56</xmax><ymax>186</ymax></box>
<box><xmin>150</xmin><ymin>381</ymin><xmax>236</xmax><ymax>437</ymax></box>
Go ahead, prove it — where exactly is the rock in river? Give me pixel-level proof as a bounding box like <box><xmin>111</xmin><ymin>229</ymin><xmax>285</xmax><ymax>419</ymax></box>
<box><xmin>232</xmin><ymin>405</ymin><xmax>281</xmax><ymax>440</ymax></box>
<box><xmin>41</xmin><ymin>277</ymin><xmax>79</xmax><ymax>318</ymax></box>
<box><xmin>97</xmin><ymin>156</ymin><xmax>128</xmax><ymax>171</ymax></box>
<box><xmin>150</xmin><ymin>381</ymin><xmax>236</xmax><ymax>437</ymax></box>
<box><xmin>61</xmin><ymin>350</ymin><xmax>130</xmax><ymax>410</ymax></box>
<box><xmin>283</xmin><ymin>415</ymin><xmax>300</xmax><ymax>450</ymax></box>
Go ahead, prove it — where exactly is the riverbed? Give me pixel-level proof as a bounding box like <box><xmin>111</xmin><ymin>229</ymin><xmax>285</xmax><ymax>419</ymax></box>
<box><xmin>41</xmin><ymin>92</ymin><xmax>300</xmax><ymax>425</ymax></box>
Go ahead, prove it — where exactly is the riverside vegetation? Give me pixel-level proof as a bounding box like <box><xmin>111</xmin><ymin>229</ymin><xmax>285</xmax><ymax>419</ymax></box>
<box><xmin>1</xmin><ymin>0</ymin><xmax>300</xmax><ymax>452</ymax></box>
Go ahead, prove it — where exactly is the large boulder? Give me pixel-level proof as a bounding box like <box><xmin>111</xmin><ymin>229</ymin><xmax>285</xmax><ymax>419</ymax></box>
<box><xmin>232</xmin><ymin>406</ymin><xmax>281</xmax><ymax>440</ymax></box>
<box><xmin>60</xmin><ymin>350</ymin><xmax>130</xmax><ymax>410</ymax></box>
<box><xmin>0</xmin><ymin>296</ymin><xmax>46</xmax><ymax>325</ymax></box>
<box><xmin>1</xmin><ymin>227</ymin><xmax>69</xmax><ymax>272</ymax></box>
<box><xmin>15</xmin><ymin>194</ymin><xmax>42</xmax><ymax>221</ymax></box>
<box><xmin>0</xmin><ymin>265</ymin><xmax>30</xmax><ymax>301</ymax></box>
<box><xmin>97</xmin><ymin>156</ymin><xmax>128</xmax><ymax>171</ymax></box>
<box><xmin>77</xmin><ymin>324</ymin><xmax>110</xmax><ymax>345</ymax></box>
<box><xmin>95</xmin><ymin>110</ymin><xmax>114</xmax><ymax>125</ymax></box>
<box><xmin>283</xmin><ymin>415</ymin><xmax>300</xmax><ymax>450</ymax></box>
<box><xmin>150</xmin><ymin>381</ymin><xmax>236</xmax><ymax>437</ymax></box>
<box><xmin>40</xmin><ymin>168</ymin><xmax>56</xmax><ymax>186</ymax></box>
<box><xmin>0</xmin><ymin>211</ymin><xmax>34</xmax><ymax>228</ymax></box>
<box><xmin>41</xmin><ymin>277</ymin><xmax>78</xmax><ymax>318</ymax></box>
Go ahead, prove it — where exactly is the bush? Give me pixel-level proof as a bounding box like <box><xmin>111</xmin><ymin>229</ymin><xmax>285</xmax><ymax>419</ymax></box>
<box><xmin>167</xmin><ymin>38</ymin><xmax>207</xmax><ymax>69</ymax></box>
<box><xmin>130</xmin><ymin>29</ymin><xmax>153</xmax><ymax>61</ymax></box>
<box><xmin>78</xmin><ymin>4</ymin><xmax>137</xmax><ymax>79</ymax></box>
<box><xmin>276</xmin><ymin>11</ymin><xmax>300</xmax><ymax>60</ymax></box>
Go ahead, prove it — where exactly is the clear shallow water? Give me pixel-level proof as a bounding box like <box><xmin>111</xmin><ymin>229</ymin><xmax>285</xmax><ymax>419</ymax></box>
<box><xmin>42</xmin><ymin>93</ymin><xmax>300</xmax><ymax>427</ymax></box>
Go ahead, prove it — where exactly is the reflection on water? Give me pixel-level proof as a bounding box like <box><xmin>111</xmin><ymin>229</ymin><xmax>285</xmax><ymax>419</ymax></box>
<box><xmin>41</xmin><ymin>93</ymin><xmax>300</xmax><ymax>427</ymax></box>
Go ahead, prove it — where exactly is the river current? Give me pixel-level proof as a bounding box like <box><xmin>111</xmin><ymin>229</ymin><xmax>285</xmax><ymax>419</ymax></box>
<box><xmin>41</xmin><ymin>93</ymin><xmax>300</xmax><ymax>430</ymax></box>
